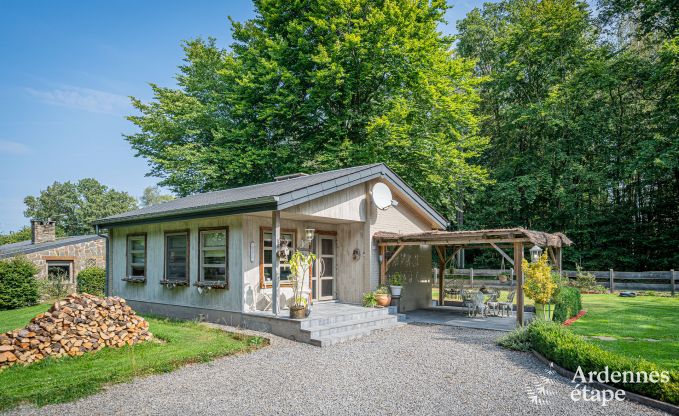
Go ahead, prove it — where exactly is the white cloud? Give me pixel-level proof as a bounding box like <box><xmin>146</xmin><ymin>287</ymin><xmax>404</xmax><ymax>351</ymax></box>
<box><xmin>26</xmin><ymin>85</ymin><xmax>130</xmax><ymax>114</ymax></box>
<box><xmin>0</xmin><ymin>139</ymin><xmax>30</xmax><ymax>155</ymax></box>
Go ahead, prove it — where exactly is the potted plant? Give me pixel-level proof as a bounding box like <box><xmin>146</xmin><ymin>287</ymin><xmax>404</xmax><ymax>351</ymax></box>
<box><xmin>388</xmin><ymin>272</ymin><xmax>403</xmax><ymax>297</ymax></box>
<box><xmin>362</xmin><ymin>291</ymin><xmax>378</xmax><ymax>308</ymax></box>
<box><xmin>375</xmin><ymin>285</ymin><xmax>391</xmax><ymax>307</ymax></box>
<box><xmin>288</xmin><ymin>250</ymin><xmax>316</xmax><ymax>319</ymax></box>
<box><xmin>522</xmin><ymin>252</ymin><xmax>557</xmax><ymax>320</ymax></box>
<box><xmin>498</xmin><ymin>272</ymin><xmax>509</xmax><ymax>283</ymax></box>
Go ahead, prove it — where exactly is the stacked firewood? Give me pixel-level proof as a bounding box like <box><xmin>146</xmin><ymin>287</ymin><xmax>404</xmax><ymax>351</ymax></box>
<box><xmin>0</xmin><ymin>293</ymin><xmax>152</xmax><ymax>369</ymax></box>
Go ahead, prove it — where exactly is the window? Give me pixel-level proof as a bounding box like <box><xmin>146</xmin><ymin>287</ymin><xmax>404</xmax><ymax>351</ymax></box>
<box><xmin>198</xmin><ymin>228</ymin><xmax>228</xmax><ymax>287</ymax></box>
<box><xmin>164</xmin><ymin>231</ymin><xmax>189</xmax><ymax>284</ymax></box>
<box><xmin>47</xmin><ymin>261</ymin><xmax>73</xmax><ymax>282</ymax></box>
<box><xmin>260</xmin><ymin>229</ymin><xmax>295</xmax><ymax>287</ymax></box>
<box><xmin>125</xmin><ymin>234</ymin><xmax>146</xmax><ymax>281</ymax></box>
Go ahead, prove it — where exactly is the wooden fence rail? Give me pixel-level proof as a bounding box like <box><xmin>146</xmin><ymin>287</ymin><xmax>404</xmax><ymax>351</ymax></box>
<box><xmin>433</xmin><ymin>268</ymin><xmax>676</xmax><ymax>294</ymax></box>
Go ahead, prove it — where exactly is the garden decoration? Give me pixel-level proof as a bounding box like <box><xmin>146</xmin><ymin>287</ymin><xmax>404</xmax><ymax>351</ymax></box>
<box><xmin>388</xmin><ymin>272</ymin><xmax>403</xmax><ymax>296</ymax></box>
<box><xmin>522</xmin><ymin>252</ymin><xmax>556</xmax><ymax>320</ymax></box>
<box><xmin>375</xmin><ymin>285</ymin><xmax>391</xmax><ymax>307</ymax></box>
<box><xmin>288</xmin><ymin>250</ymin><xmax>316</xmax><ymax>319</ymax></box>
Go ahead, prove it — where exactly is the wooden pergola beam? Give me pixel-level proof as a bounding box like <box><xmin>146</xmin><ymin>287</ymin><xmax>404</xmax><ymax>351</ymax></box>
<box><xmin>490</xmin><ymin>242</ymin><xmax>514</xmax><ymax>266</ymax></box>
<box><xmin>377</xmin><ymin>238</ymin><xmax>532</xmax><ymax>247</ymax></box>
<box><xmin>514</xmin><ymin>242</ymin><xmax>524</xmax><ymax>327</ymax></box>
<box><xmin>385</xmin><ymin>245</ymin><xmax>405</xmax><ymax>270</ymax></box>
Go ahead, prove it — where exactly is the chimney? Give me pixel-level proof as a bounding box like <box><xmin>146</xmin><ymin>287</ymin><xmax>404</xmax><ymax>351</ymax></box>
<box><xmin>31</xmin><ymin>219</ymin><xmax>56</xmax><ymax>244</ymax></box>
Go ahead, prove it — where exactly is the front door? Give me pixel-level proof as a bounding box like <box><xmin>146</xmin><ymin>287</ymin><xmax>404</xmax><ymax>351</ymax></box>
<box><xmin>312</xmin><ymin>235</ymin><xmax>336</xmax><ymax>301</ymax></box>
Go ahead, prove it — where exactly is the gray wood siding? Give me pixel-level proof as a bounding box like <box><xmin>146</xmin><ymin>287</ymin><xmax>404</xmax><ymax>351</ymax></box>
<box><xmin>110</xmin><ymin>216</ymin><xmax>243</xmax><ymax>312</ymax></box>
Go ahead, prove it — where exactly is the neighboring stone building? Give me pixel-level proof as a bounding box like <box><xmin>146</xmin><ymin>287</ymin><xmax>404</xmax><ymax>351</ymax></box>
<box><xmin>0</xmin><ymin>220</ymin><xmax>105</xmax><ymax>282</ymax></box>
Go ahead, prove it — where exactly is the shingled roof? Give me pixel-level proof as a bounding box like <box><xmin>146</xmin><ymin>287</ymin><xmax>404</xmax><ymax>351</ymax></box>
<box><xmin>0</xmin><ymin>235</ymin><xmax>103</xmax><ymax>260</ymax></box>
<box><xmin>95</xmin><ymin>163</ymin><xmax>448</xmax><ymax>228</ymax></box>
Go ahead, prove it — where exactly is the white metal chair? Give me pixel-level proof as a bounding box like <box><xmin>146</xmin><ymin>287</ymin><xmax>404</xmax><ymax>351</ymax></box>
<box><xmin>259</xmin><ymin>288</ymin><xmax>273</xmax><ymax>311</ymax></box>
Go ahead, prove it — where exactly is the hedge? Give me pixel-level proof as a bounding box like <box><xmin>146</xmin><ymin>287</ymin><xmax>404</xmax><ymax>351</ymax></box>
<box><xmin>553</xmin><ymin>286</ymin><xmax>582</xmax><ymax>323</ymax></box>
<box><xmin>0</xmin><ymin>257</ymin><xmax>39</xmax><ymax>310</ymax></box>
<box><xmin>529</xmin><ymin>321</ymin><xmax>679</xmax><ymax>404</ymax></box>
<box><xmin>77</xmin><ymin>267</ymin><xmax>106</xmax><ymax>297</ymax></box>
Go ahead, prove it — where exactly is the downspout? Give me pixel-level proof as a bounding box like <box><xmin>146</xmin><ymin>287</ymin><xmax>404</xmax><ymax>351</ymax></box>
<box><xmin>95</xmin><ymin>224</ymin><xmax>110</xmax><ymax>297</ymax></box>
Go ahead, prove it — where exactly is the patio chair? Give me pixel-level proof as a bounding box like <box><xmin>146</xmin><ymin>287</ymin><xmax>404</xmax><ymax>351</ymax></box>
<box><xmin>485</xmin><ymin>289</ymin><xmax>500</xmax><ymax>316</ymax></box>
<box><xmin>461</xmin><ymin>290</ymin><xmax>475</xmax><ymax>317</ymax></box>
<box><xmin>497</xmin><ymin>290</ymin><xmax>515</xmax><ymax>317</ymax></box>
<box><xmin>258</xmin><ymin>288</ymin><xmax>273</xmax><ymax>311</ymax></box>
<box><xmin>444</xmin><ymin>279</ymin><xmax>463</xmax><ymax>300</ymax></box>
<box><xmin>472</xmin><ymin>291</ymin><xmax>490</xmax><ymax>317</ymax></box>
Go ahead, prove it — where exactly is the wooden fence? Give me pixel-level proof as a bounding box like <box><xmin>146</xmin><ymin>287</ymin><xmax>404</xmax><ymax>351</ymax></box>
<box><xmin>433</xmin><ymin>268</ymin><xmax>677</xmax><ymax>295</ymax></box>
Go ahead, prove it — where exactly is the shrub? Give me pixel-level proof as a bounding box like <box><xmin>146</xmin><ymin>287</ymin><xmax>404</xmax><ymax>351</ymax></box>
<box><xmin>529</xmin><ymin>321</ymin><xmax>679</xmax><ymax>404</ymax></box>
<box><xmin>570</xmin><ymin>265</ymin><xmax>606</xmax><ymax>293</ymax></box>
<box><xmin>388</xmin><ymin>272</ymin><xmax>403</xmax><ymax>286</ymax></box>
<box><xmin>77</xmin><ymin>266</ymin><xmax>106</xmax><ymax>296</ymax></box>
<box><xmin>522</xmin><ymin>253</ymin><xmax>556</xmax><ymax>304</ymax></box>
<box><xmin>0</xmin><ymin>257</ymin><xmax>39</xmax><ymax>310</ymax></box>
<box><xmin>362</xmin><ymin>291</ymin><xmax>377</xmax><ymax>307</ymax></box>
<box><xmin>496</xmin><ymin>326</ymin><xmax>532</xmax><ymax>351</ymax></box>
<box><xmin>552</xmin><ymin>286</ymin><xmax>582</xmax><ymax>323</ymax></box>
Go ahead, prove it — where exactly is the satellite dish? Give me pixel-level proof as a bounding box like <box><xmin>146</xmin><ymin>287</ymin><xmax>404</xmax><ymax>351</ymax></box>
<box><xmin>372</xmin><ymin>182</ymin><xmax>393</xmax><ymax>210</ymax></box>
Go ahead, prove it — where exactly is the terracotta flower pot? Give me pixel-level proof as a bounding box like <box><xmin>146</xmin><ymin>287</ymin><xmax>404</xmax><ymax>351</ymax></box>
<box><xmin>289</xmin><ymin>306</ymin><xmax>306</xmax><ymax>319</ymax></box>
<box><xmin>375</xmin><ymin>294</ymin><xmax>391</xmax><ymax>307</ymax></box>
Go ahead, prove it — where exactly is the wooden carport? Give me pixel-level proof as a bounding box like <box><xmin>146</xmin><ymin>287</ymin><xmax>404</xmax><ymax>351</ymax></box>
<box><xmin>374</xmin><ymin>228</ymin><xmax>573</xmax><ymax>326</ymax></box>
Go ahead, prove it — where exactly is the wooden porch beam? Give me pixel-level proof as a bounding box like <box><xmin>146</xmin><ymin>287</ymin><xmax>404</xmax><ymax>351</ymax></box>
<box><xmin>379</xmin><ymin>245</ymin><xmax>387</xmax><ymax>286</ymax></box>
<box><xmin>385</xmin><ymin>245</ymin><xmax>405</xmax><ymax>272</ymax></box>
<box><xmin>377</xmin><ymin>238</ymin><xmax>531</xmax><ymax>247</ymax></box>
<box><xmin>435</xmin><ymin>246</ymin><xmax>446</xmax><ymax>305</ymax></box>
<box><xmin>490</xmin><ymin>243</ymin><xmax>514</xmax><ymax>266</ymax></box>
<box><xmin>271</xmin><ymin>210</ymin><xmax>281</xmax><ymax>316</ymax></box>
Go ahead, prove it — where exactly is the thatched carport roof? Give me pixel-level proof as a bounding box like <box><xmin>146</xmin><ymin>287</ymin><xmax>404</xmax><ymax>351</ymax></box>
<box><xmin>373</xmin><ymin>228</ymin><xmax>572</xmax><ymax>248</ymax></box>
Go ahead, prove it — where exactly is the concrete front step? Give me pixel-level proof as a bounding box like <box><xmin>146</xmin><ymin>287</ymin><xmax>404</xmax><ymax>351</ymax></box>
<box><xmin>304</xmin><ymin>314</ymin><xmax>398</xmax><ymax>339</ymax></box>
<box><xmin>309</xmin><ymin>321</ymin><xmax>405</xmax><ymax>347</ymax></box>
<box><xmin>300</xmin><ymin>306</ymin><xmax>393</xmax><ymax>329</ymax></box>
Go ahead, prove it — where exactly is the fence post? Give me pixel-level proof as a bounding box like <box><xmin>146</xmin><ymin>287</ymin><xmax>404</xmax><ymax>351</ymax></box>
<box><xmin>671</xmin><ymin>269</ymin><xmax>676</xmax><ymax>297</ymax></box>
<box><xmin>471</xmin><ymin>268</ymin><xmax>474</xmax><ymax>288</ymax></box>
<box><xmin>609</xmin><ymin>269</ymin><xmax>614</xmax><ymax>293</ymax></box>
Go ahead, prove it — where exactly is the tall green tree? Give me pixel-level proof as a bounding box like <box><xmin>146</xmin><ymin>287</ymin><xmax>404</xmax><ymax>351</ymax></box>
<box><xmin>140</xmin><ymin>186</ymin><xmax>175</xmax><ymax>207</ymax></box>
<box><xmin>126</xmin><ymin>0</ymin><xmax>488</xmax><ymax>219</ymax></box>
<box><xmin>458</xmin><ymin>0</ymin><xmax>679</xmax><ymax>270</ymax></box>
<box><xmin>24</xmin><ymin>179</ymin><xmax>138</xmax><ymax>236</ymax></box>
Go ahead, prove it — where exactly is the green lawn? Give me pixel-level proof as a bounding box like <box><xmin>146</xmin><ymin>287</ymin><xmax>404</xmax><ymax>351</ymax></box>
<box><xmin>0</xmin><ymin>304</ymin><xmax>266</xmax><ymax>411</ymax></box>
<box><xmin>570</xmin><ymin>294</ymin><xmax>679</xmax><ymax>371</ymax></box>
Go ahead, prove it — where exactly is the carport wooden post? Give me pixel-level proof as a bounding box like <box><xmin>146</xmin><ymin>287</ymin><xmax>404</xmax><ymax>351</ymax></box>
<box><xmin>379</xmin><ymin>245</ymin><xmax>387</xmax><ymax>285</ymax></box>
<box><xmin>435</xmin><ymin>246</ymin><xmax>445</xmax><ymax>306</ymax></box>
<box><xmin>271</xmin><ymin>210</ymin><xmax>281</xmax><ymax>315</ymax></box>
<box><xmin>514</xmin><ymin>242</ymin><xmax>524</xmax><ymax>326</ymax></box>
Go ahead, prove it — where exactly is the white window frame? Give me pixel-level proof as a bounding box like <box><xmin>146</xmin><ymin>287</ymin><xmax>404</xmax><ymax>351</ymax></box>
<box><xmin>261</xmin><ymin>229</ymin><xmax>295</xmax><ymax>287</ymax></box>
<box><xmin>199</xmin><ymin>228</ymin><xmax>228</xmax><ymax>285</ymax></box>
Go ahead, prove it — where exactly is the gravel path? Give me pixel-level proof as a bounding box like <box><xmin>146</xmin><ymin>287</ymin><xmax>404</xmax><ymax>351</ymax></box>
<box><xmin>6</xmin><ymin>324</ymin><xmax>667</xmax><ymax>416</ymax></box>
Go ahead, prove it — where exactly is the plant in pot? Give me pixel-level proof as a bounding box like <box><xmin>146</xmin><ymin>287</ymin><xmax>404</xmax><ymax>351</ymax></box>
<box><xmin>388</xmin><ymin>272</ymin><xmax>403</xmax><ymax>297</ymax></box>
<box><xmin>374</xmin><ymin>285</ymin><xmax>391</xmax><ymax>307</ymax></box>
<box><xmin>498</xmin><ymin>272</ymin><xmax>509</xmax><ymax>283</ymax></box>
<box><xmin>362</xmin><ymin>291</ymin><xmax>378</xmax><ymax>308</ymax></box>
<box><xmin>522</xmin><ymin>252</ymin><xmax>557</xmax><ymax>321</ymax></box>
<box><xmin>288</xmin><ymin>250</ymin><xmax>316</xmax><ymax>319</ymax></box>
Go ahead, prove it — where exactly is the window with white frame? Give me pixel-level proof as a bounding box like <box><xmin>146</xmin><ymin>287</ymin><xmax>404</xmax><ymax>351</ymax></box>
<box><xmin>199</xmin><ymin>228</ymin><xmax>228</xmax><ymax>285</ymax></box>
<box><xmin>164</xmin><ymin>231</ymin><xmax>189</xmax><ymax>283</ymax></box>
<box><xmin>261</xmin><ymin>229</ymin><xmax>295</xmax><ymax>286</ymax></box>
<box><xmin>126</xmin><ymin>234</ymin><xmax>146</xmax><ymax>280</ymax></box>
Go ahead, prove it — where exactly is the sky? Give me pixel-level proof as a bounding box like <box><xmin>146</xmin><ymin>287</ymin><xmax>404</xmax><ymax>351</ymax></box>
<box><xmin>0</xmin><ymin>0</ymin><xmax>483</xmax><ymax>233</ymax></box>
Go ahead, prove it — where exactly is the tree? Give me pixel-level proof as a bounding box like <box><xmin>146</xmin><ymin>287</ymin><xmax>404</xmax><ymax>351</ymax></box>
<box><xmin>126</xmin><ymin>0</ymin><xmax>488</xmax><ymax>220</ymax></box>
<box><xmin>0</xmin><ymin>227</ymin><xmax>31</xmax><ymax>245</ymax></box>
<box><xmin>457</xmin><ymin>0</ymin><xmax>679</xmax><ymax>270</ymax></box>
<box><xmin>140</xmin><ymin>186</ymin><xmax>174</xmax><ymax>207</ymax></box>
<box><xmin>24</xmin><ymin>179</ymin><xmax>138</xmax><ymax>236</ymax></box>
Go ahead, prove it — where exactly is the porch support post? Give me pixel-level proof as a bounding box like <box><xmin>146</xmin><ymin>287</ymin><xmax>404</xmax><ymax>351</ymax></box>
<box><xmin>514</xmin><ymin>242</ymin><xmax>524</xmax><ymax>326</ymax></box>
<box><xmin>379</xmin><ymin>245</ymin><xmax>387</xmax><ymax>286</ymax></box>
<box><xmin>435</xmin><ymin>246</ymin><xmax>445</xmax><ymax>306</ymax></box>
<box><xmin>271</xmin><ymin>210</ymin><xmax>281</xmax><ymax>316</ymax></box>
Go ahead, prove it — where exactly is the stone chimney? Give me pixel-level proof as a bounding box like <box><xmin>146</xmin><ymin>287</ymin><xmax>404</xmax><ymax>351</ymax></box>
<box><xmin>31</xmin><ymin>219</ymin><xmax>56</xmax><ymax>244</ymax></box>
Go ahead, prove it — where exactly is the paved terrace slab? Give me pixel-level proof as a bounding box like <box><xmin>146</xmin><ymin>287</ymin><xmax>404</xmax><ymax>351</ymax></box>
<box><xmin>405</xmin><ymin>306</ymin><xmax>534</xmax><ymax>332</ymax></box>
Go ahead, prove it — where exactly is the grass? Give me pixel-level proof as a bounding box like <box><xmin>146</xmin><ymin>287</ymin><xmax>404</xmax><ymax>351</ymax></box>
<box><xmin>0</xmin><ymin>305</ymin><xmax>266</xmax><ymax>411</ymax></box>
<box><xmin>570</xmin><ymin>294</ymin><xmax>679</xmax><ymax>371</ymax></box>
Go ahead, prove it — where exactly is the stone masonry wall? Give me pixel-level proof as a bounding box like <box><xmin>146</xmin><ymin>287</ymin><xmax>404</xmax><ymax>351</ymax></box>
<box><xmin>22</xmin><ymin>238</ymin><xmax>106</xmax><ymax>281</ymax></box>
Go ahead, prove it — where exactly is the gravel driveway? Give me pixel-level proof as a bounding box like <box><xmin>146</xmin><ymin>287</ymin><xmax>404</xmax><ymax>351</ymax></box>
<box><xmin>6</xmin><ymin>324</ymin><xmax>667</xmax><ymax>416</ymax></box>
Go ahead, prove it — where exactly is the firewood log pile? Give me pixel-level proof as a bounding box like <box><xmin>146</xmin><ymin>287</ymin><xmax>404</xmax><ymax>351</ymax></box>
<box><xmin>0</xmin><ymin>293</ymin><xmax>152</xmax><ymax>369</ymax></box>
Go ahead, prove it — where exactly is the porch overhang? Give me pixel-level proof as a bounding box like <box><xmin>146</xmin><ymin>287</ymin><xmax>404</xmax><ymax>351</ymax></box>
<box><xmin>374</xmin><ymin>228</ymin><xmax>573</xmax><ymax>328</ymax></box>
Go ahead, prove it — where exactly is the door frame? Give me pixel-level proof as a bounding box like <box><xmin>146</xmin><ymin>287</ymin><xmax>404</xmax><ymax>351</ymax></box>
<box><xmin>312</xmin><ymin>232</ymin><xmax>336</xmax><ymax>301</ymax></box>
